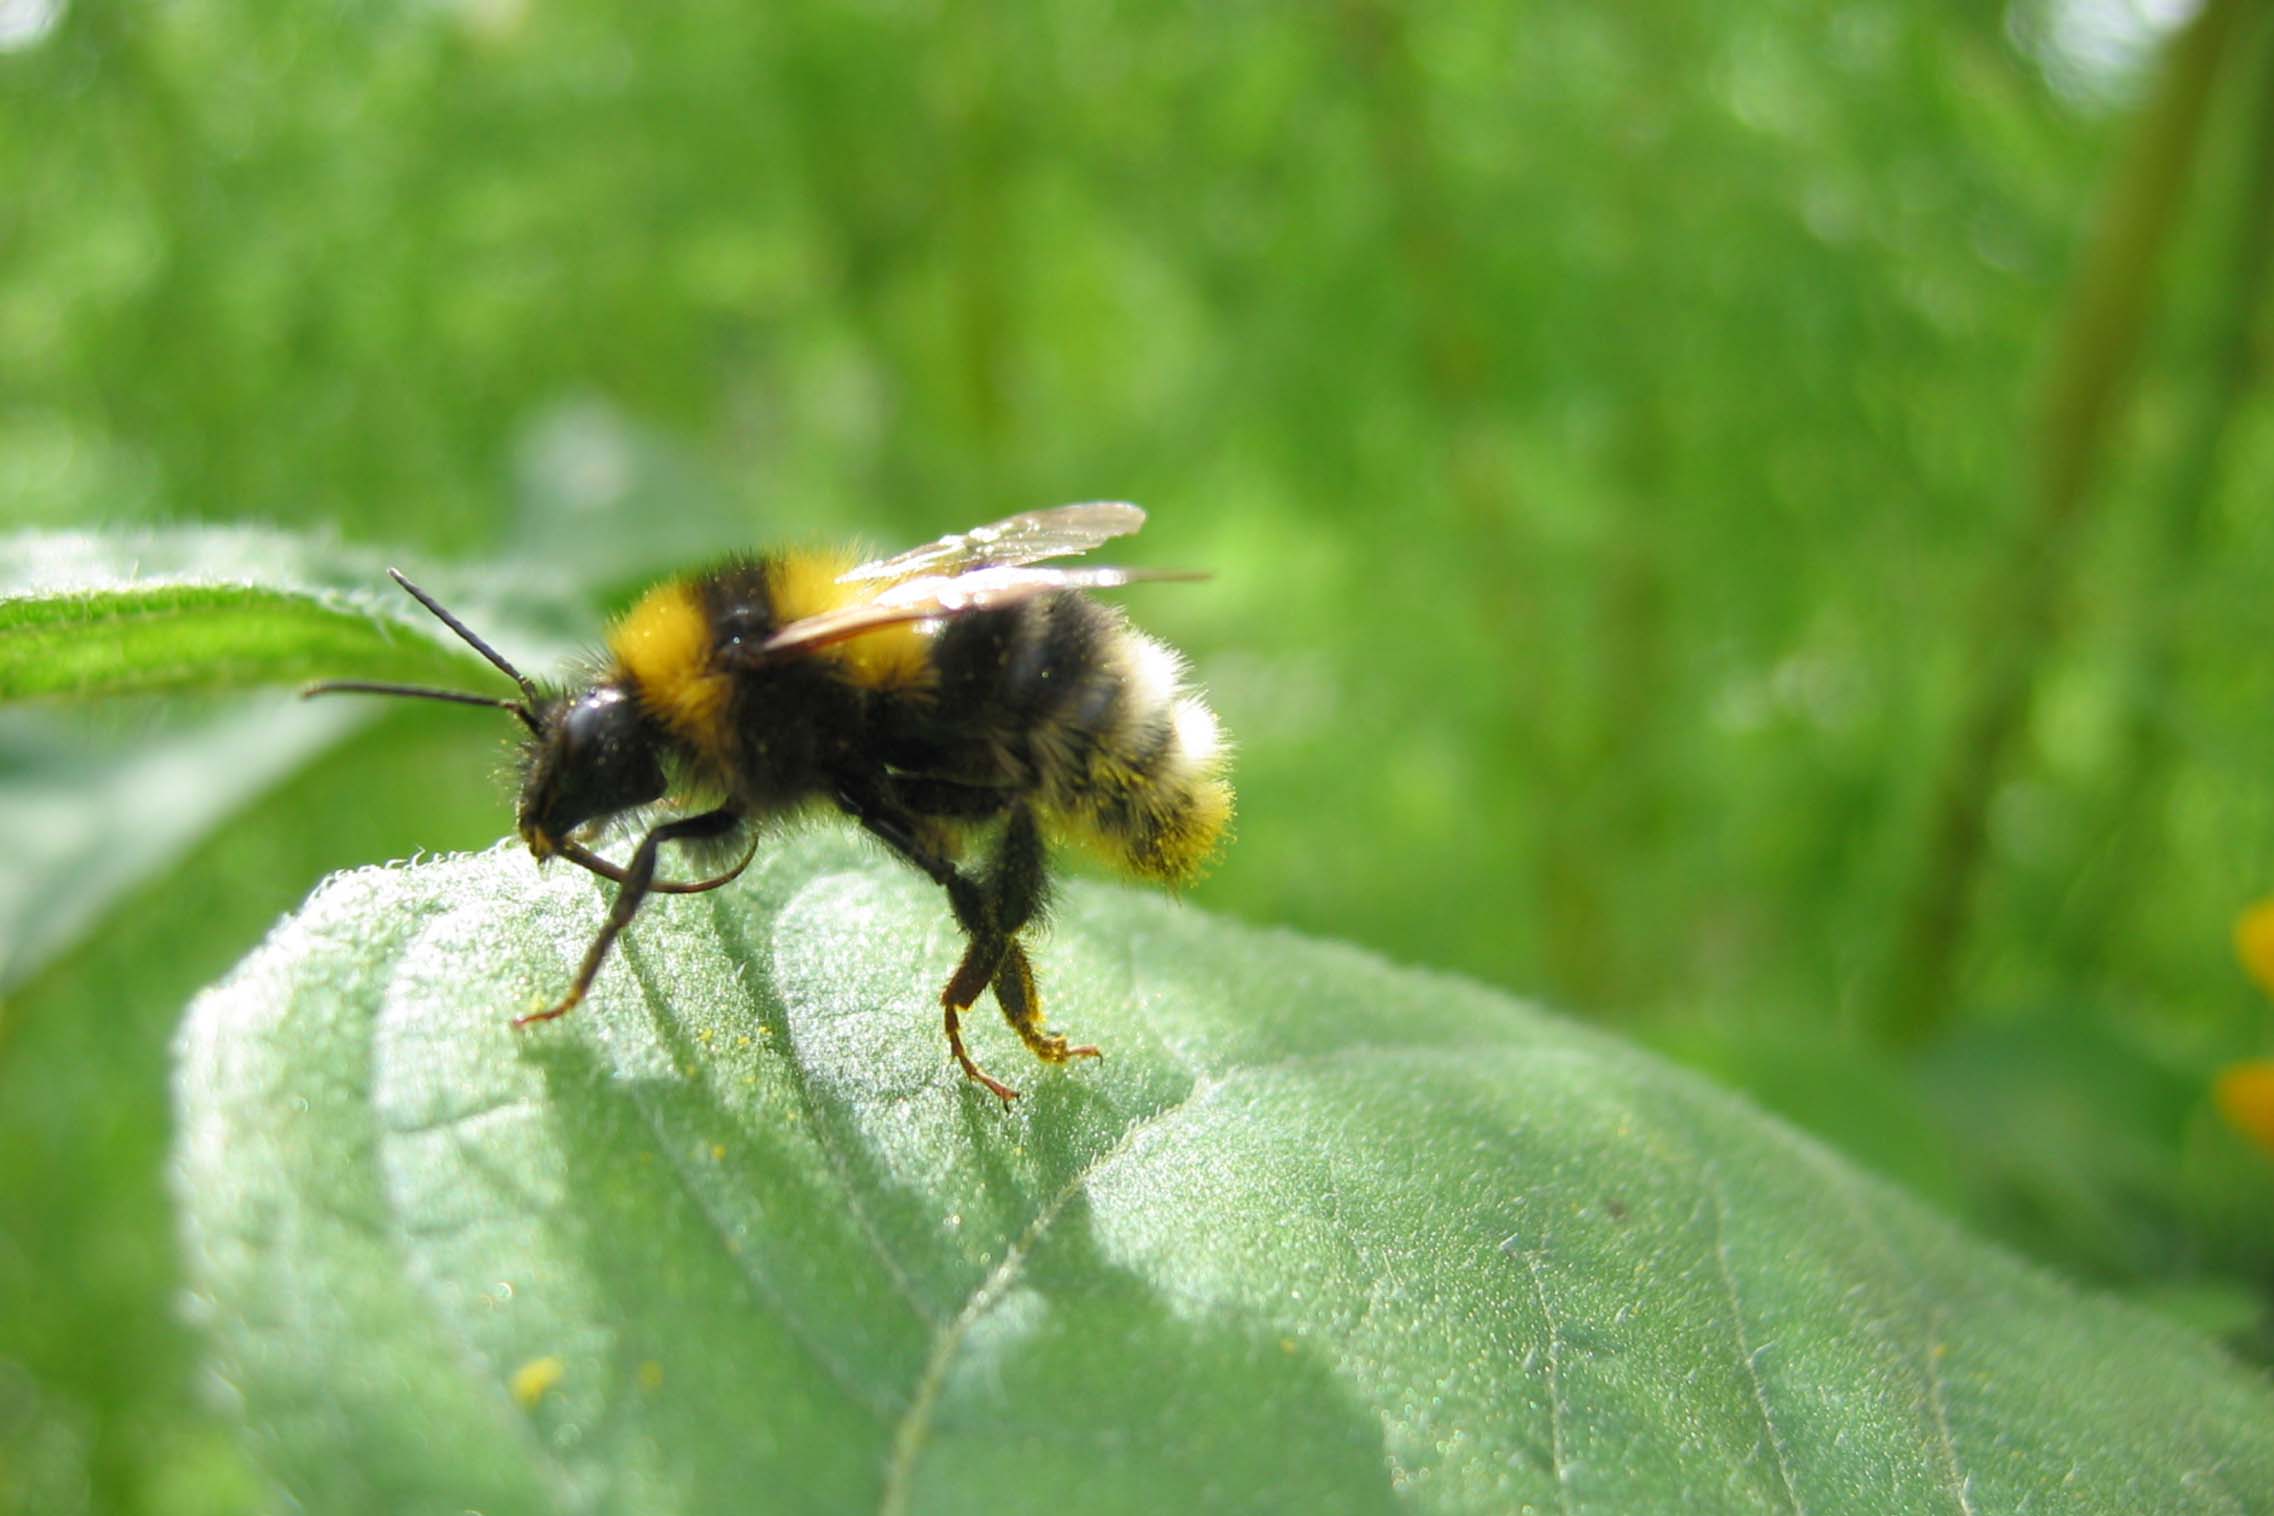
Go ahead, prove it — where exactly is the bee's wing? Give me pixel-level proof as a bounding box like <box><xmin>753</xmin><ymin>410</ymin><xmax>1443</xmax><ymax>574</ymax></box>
<box><xmin>756</xmin><ymin>563</ymin><xmax>1202</xmax><ymax>661</ymax></box>
<box><xmin>837</xmin><ymin>502</ymin><xmax>1147</xmax><ymax>584</ymax></box>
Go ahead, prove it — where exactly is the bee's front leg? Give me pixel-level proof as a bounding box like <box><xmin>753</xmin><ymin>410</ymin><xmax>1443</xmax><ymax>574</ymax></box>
<box><xmin>516</xmin><ymin>805</ymin><xmax>745</xmax><ymax>1028</ymax></box>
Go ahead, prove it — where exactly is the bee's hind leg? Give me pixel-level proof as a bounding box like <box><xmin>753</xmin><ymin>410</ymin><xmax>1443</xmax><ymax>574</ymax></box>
<box><xmin>835</xmin><ymin>784</ymin><xmax>1023</xmax><ymax>1102</ymax></box>
<box><xmin>974</xmin><ymin>806</ymin><xmax>1099</xmax><ymax>1068</ymax></box>
<box><xmin>835</xmin><ymin>787</ymin><xmax>1096</xmax><ymax>1099</ymax></box>
<box><xmin>990</xmin><ymin>939</ymin><xmax>1099</xmax><ymax>1066</ymax></box>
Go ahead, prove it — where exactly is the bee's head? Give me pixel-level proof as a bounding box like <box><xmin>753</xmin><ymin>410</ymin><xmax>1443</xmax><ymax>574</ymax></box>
<box><xmin>302</xmin><ymin>568</ymin><xmax>668</xmax><ymax>860</ymax></box>
<box><xmin>516</xmin><ymin>683</ymin><xmax>669</xmax><ymax>858</ymax></box>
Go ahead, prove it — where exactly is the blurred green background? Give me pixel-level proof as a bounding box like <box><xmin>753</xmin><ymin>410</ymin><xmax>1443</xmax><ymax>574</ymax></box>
<box><xmin>6</xmin><ymin>0</ymin><xmax>2274</xmax><ymax>1509</ymax></box>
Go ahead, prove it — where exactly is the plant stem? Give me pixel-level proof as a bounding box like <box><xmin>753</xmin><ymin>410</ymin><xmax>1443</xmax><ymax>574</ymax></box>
<box><xmin>1878</xmin><ymin>0</ymin><xmax>2248</xmax><ymax>1046</ymax></box>
<box><xmin>2065</xmin><ymin>20</ymin><xmax>2274</xmax><ymax>980</ymax></box>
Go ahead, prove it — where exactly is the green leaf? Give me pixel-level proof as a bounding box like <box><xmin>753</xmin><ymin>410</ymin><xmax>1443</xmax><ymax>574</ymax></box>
<box><xmin>0</xmin><ymin>526</ymin><xmax>585</xmax><ymax>699</ymax></box>
<box><xmin>0</xmin><ymin>526</ymin><xmax>593</xmax><ymax>993</ymax></box>
<box><xmin>0</xmin><ymin>701</ymin><xmax>362</xmax><ymax>992</ymax></box>
<box><xmin>175</xmin><ymin>834</ymin><xmax>2274</xmax><ymax>1515</ymax></box>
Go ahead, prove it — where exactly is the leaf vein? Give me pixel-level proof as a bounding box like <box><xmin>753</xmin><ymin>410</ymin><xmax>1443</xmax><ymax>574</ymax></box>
<box><xmin>606</xmin><ymin>924</ymin><xmax>914</xmax><ymax>1418</ymax></box>
<box><xmin>1797</xmin><ymin>1141</ymin><xmax>1978</xmax><ymax>1516</ymax></box>
<box><xmin>1518</xmin><ymin>1245</ymin><xmax>1577</xmax><ymax>1516</ymax></box>
<box><xmin>877</xmin><ymin>1085</ymin><xmax>1208</xmax><ymax>1515</ymax></box>
<box><xmin>1705</xmin><ymin>1166</ymin><xmax>1807</xmax><ymax>1515</ymax></box>
<box><xmin>1918</xmin><ymin>1310</ymin><xmax>1978</xmax><ymax>1516</ymax></box>
<box><xmin>684</xmin><ymin>893</ymin><xmax>941</xmax><ymax>1328</ymax></box>
<box><xmin>369</xmin><ymin>925</ymin><xmax>584</xmax><ymax>1512</ymax></box>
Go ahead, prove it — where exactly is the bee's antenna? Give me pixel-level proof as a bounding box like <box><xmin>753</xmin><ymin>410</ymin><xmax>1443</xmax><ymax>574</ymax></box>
<box><xmin>381</xmin><ymin>568</ymin><xmax>542</xmax><ymax>707</ymax></box>
<box><xmin>301</xmin><ymin>571</ymin><xmax>543</xmax><ymax>733</ymax></box>
<box><xmin>300</xmin><ymin>679</ymin><xmax>543</xmax><ymax>734</ymax></box>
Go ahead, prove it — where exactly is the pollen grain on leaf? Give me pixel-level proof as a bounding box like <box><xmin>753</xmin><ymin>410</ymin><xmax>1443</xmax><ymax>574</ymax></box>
<box><xmin>509</xmin><ymin>1355</ymin><xmax>565</xmax><ymax>1409</ymax></box>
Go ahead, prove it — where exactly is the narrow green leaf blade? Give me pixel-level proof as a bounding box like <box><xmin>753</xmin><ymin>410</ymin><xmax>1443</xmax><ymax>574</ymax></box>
<box><xmin>0</xmin><ymin>527</ymin><xmax>579</xmax><ymax>699</ymax></box>
<box><xmin>174</xmin><ymin>835</ymin><xmax>2274</xmax><ymax>1514</ymax></box>
<box><xmin>0</xmin><ymin>583</ymin><xmax>451</xmax><ymax>699</ymax></box>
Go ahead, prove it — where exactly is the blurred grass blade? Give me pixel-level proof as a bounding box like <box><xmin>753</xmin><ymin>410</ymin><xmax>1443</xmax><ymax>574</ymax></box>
<box><xmin>176</xmin><ymin>834</ymin><xmax>2274</xmax><ymax>1515</ymax></box>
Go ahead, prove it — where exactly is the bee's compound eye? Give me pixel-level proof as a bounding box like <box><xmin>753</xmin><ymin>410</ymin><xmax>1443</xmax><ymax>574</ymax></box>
<box><xmin>532</xmin><ymin>685</ymin><xmax>668</xmax><ymax>838</ymax></box>
<box><xmin>562</xmin><ymin>687</ymin><xmax>633</xmax><ymax>756</ymax></box>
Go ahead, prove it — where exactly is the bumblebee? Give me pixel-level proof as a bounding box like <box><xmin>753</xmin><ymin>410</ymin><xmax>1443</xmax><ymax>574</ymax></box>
<box><xmin>307</xmin><ymin>503</ymin><xmax>1232</xmax><ymax>1101</ymax></box>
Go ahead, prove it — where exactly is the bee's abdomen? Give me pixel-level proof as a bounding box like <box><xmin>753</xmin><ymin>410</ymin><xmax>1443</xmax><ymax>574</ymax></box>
<box><xmin>931</xmin><ymin>594</ymin><xmax>1231</xmax><ymax>882</ymax></box>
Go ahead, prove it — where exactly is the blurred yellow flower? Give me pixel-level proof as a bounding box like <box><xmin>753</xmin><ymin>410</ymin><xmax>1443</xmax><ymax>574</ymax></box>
<box><xmin>2222</xmin><ymin>898</ymin><xmax>2274</xmax><ymax>1160</ymax></box>
<box><xmin>2233</xmin><ymin>898</ymin><xmax>2274</xmax><ymax>999</ymax></box>
<box><xmin>2214</xmin><ymin>1060</ymin><xmax>2274</xmax><ymax>1160</ymax></box>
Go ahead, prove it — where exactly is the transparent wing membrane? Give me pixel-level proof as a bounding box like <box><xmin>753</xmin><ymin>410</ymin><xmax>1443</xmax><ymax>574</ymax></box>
<box><xmin>762</xmin><ymin>563</ymin><xmax>1203</xmax><ymax>659</ymax></box>
<box><xmin>837</xmin><ymin>502</ymin><xmax>1148</xmax><ymax>584</ymax></box>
